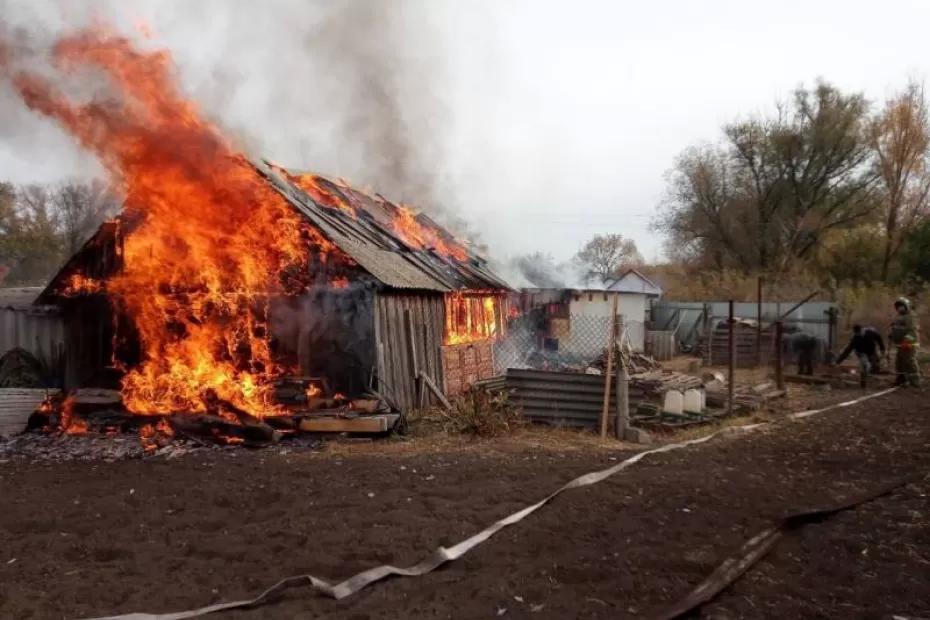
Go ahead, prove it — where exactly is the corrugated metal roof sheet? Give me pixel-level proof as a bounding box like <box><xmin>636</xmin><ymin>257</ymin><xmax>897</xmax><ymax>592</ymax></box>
<box><xmin>256</xmin><ymin>160</ymin><xmax>512</xmax><ymax>293</ymax></box>
<box><xmin>37</xmin><ymin>160</ymin><xmax>512</xmax><ymax>301</ymax></box>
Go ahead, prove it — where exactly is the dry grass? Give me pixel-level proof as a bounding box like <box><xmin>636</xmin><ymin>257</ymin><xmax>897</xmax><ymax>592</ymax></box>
<box><xmin>407</xmin><ymin>387</ymin><xmax>524</xmax><ymax>438</ymax></box>
<box><xmin>316</xmin><ymin>423</ymin><xmax>633</xmax><ymax>459</ymax></box>
<box><xmin>318</xmin><ymin>356</ymin><xmax>880</xmax><ymax>460</ymax></box>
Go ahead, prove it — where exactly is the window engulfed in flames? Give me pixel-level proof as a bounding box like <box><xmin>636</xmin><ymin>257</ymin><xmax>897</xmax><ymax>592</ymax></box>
<box><xmin>444</xmin><ymin>293</ymin><xmax>504</xmax><ymax>345</ymax></box>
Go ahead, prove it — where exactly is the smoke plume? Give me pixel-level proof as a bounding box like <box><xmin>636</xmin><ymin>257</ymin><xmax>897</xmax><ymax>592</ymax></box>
<box><xmin>0</xmin><ymin>0</ymin><xmax>482</xmax><ymax>245</ymax></box>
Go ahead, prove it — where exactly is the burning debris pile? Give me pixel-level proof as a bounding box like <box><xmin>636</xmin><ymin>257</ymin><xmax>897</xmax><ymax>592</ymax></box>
<box><xmin>15</xmin><ymin>381</ymin><xmax>396</xmax><ymax>460</ymax></box>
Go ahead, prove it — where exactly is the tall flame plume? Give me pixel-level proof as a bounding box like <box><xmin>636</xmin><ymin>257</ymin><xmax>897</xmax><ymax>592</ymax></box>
<box><xmin>2</xmin><ymin>28</ymin><xmax>318</xmax><ymax>416</ymax></box>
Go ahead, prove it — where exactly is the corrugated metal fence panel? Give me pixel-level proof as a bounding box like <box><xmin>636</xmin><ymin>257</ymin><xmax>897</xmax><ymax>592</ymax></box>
<box><xmin>505</xmin><ymin>368</ymin><xmax>614</xmax><ymax>428</ymax></box>
<box><xmin>374</xmin><ymin>292</ymin><xmax>445</xmax><ymax>412</ymax></box>
<box><xmin>0</xmin><ymin>308</ymin><xmax>65</xmax><ymax>376</ymax></box>
<box><xmin>654</xmin><ymin>301</ymin><xmax>837</xmax><ymax>349</ymax></box>
<box><xmin>645</xmin><ymin>330</ymin><xmax>677</xmax><ymax>361</ymax></box>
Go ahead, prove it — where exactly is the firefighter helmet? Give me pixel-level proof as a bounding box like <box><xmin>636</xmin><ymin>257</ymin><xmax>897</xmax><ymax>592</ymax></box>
<box><xmin>895</xmin><ymin>297</ymin><xmax>910</xmax><ymax>310</ymax></box>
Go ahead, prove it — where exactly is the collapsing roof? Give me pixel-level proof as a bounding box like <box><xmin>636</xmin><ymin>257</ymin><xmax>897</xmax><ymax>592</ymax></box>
<box><xmin>258</xmin><ymin>160</ymin><xmax>510</xmax><ymax>292</ymax></box>
<box><xmin>38</xmin><ymin>158</ymin><xmax>511</xmax><ymax>301</ymax></box>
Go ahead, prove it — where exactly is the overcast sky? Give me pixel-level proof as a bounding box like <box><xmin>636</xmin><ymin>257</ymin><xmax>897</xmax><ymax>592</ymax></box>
<box><xmin>1</xmin><ymin>0</ymin><xmax>928</xmax><ymax>264</ymax></box>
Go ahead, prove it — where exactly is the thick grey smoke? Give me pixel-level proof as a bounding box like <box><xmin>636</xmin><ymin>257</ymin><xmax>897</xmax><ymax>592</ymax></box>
<box><xmin>0</xmin><ymin>0</ymin><xmax>481</xmax><ymax>243</ymax></box>
<box><xmin>6</xmin><ymin>0</ymin><xmax>919</xmax><ymax>265</ymax></box>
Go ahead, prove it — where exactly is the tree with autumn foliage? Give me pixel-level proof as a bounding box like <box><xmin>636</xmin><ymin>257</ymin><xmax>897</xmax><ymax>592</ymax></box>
<box><xmin>574</xmin><ymin>233</ymin><xmax>642</xmax><ymax>284</ymax></box>
<box><xmin>870</xmin><ymin>81</ymin><xmax>930</xmax><ymax>282</ymax></box>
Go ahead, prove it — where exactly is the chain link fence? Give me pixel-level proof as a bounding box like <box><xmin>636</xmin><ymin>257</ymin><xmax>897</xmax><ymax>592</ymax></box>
<box><xmin>494</xmin><ymin>315</ymin><xmax>644</xmax><ymax>374</ymax></box>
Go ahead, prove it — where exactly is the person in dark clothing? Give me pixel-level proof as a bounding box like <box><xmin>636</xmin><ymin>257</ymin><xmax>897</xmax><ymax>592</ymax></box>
<box><xmin>791</xmin><ymin>332</ymin><xmax>818</xmax><ymax>375</ymax></box>
<box><xmin>834</xmin><ymin>324</ymin><xmax>885</xmax><ymax>387</ymax></box>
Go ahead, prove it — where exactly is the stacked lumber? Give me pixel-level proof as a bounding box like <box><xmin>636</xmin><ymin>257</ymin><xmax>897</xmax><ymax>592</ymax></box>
<box><xmin>589</xmin><ymin>349</ymin><xmax>661</xmax><ymax>374</ymax></box>
<box><xmin>588</xmin><ymin>348</ymin><xmax>703</xmax><ymax>400</ymax></box>
<box><xmin>628</xmin><ymin>371</ymin><xmax>703</xmax><ymax>399</ymax></box>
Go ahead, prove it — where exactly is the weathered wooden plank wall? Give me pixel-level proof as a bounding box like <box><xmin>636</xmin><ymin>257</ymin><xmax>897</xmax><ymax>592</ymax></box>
<box><xmin>62</xmin><ymin>297</ymin><xmax>116</xmax><ymax>389</ymax></box>
<box><xmin>373</xmin><ymin>292</ymin><xmax>445</xmax><ymax>411</ymax></box>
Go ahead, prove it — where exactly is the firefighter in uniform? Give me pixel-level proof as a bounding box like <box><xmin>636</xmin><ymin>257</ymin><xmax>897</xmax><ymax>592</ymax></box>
<box><xmin>889</xmin><ymin>297</ymin><xmax>921</xmax><ymax>387</ymax></box>
<box><xmin>834</xmin><ymin>325</ymin><xmax>885</xmax><ymax>388</ymax></box>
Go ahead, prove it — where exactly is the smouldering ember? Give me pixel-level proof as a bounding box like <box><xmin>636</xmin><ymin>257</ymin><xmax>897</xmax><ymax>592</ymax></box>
<box><xmin>63</xmin><ymin>273</ymin><xmax>104</xmax><ymax>296</ymax></box>
<box><xmin>58</xmin><ymin>396</ymin><xmax>88</xmax><ymax>435</ymax></box>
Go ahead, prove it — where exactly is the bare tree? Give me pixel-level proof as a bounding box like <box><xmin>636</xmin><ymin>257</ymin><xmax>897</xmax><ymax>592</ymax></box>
<box><xmin>575</xmin><ymin>233</ymin><xmax>642</xmax><ymax>284</ymax></box>
<box><xmin>870</xmin><ymin>81</ymin><xmax>930</xmax><ymax>281</ymax></box>
<box><xmin>52</xmin><ymin>179</ymin><xmax>120</xmax><ymax>256</ymax></box>
<box><xmin>0</xmin><ymin>184</ymin><xmax>63</xmax><ymax>285</ymax></box>
<box><xmin>0</xmin><ymin>179</ymin><xmax>119</xmax><ymax>286</ymax></box>
<box><xmin>656</xmin><ymin>82</ymin><xmax>878</xmax><ymax>275</ymax></box>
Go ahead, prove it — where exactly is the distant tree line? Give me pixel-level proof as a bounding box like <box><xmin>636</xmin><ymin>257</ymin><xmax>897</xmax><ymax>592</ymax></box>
<box><xmin>654</xmin><ymin>80</ymin><xmax>930</xmax><ymax>287</ymax></box>
<box><xmin>0</xmin><ymin>180</ymin><xmax>119</xmax><ymax>286</ymax></box>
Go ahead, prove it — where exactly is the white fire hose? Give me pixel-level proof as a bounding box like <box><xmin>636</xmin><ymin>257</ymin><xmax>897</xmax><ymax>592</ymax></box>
<box><xmin>85</xmin><ymin>387</ymin><xmax>899</xmax><ymax>620</ymax></box>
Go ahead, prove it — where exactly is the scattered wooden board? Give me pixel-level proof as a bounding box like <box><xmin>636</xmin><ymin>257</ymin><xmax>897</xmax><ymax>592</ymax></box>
<box><xmin>298</xmin><ymin>414</ymin><xmax>400</xmax><ymax>434</ymax></box>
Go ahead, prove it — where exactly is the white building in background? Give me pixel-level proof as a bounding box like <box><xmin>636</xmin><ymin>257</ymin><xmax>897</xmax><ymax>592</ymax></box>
<box><xmin>516</xmin><ymin>269</ymin><xmax>663</xmax><ymax>353</ymax></box>
<box><xmin>565</xmin><ymin>270</ymin><xmax>663</xmax><ymax>351</ymax></box>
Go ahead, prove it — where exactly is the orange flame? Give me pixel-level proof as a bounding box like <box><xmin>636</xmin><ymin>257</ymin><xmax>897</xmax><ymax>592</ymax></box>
<box><xmin>391</xmin><ymin>206</ymin><xmax>468</xmax><ymax>261</ymax></box>
<box><xmin>289</xmin><ymin>172</ymin><xmax>357</xmax><ymax>219</ymax></box>
<box><xmin>62</xmin><ymin>273</ymin><xmax>104</xmax><ymax>296</ymax></box>
<box><xmin>59</xmin><ymin>396</ymin><xmax>89</xmax><ymax>435</ymax></box>
<box><xmin>444</xmin><ymin>293</ymin><xmax>502</xmax><ymax>345</ymax></box>
<box><xmin>2</xmin><ymin>27</ymin><xmax>338</xmax><ymax>417</ymax></box>
<box><xmin>139</xmin><ymin>417</ymin><xmax>174</xmax><ymax>451</ymax></box>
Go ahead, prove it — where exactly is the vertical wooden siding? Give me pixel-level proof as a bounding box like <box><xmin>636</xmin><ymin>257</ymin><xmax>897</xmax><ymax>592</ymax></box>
<box><xmin>0</xmin><ymin>309</ymin><xmax>65</xmax><ymax>380</ymax></box>
<box><xmin>373</xmin><ymin>291</ymin><xmax>445</xmax><ymax>411</ymax></box>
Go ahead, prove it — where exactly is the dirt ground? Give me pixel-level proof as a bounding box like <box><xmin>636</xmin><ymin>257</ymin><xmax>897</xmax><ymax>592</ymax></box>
<box><xmin>1</xmin><ymin>385</ymin><xmax>928</xmax><ymax>619</ymax></box>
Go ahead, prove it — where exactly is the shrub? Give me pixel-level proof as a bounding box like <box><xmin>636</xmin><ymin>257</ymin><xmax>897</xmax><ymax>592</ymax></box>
<box><xmin>414</xmin><ymin>387</ymin><xmax>523</xmax><ymax>438</ymax></box>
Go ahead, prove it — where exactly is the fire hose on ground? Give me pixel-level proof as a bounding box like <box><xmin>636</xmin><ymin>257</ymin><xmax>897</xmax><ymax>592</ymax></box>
<box><xmin>85</xmin><ymin>387</ymin><xmax>900</xmax><ymax>620</ymax></box>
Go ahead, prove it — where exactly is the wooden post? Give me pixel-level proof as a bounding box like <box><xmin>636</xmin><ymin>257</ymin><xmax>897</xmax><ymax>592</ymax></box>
<box><xmin>826</xmin><ymin>307</ymin><xmax>837</xmax><ymax>354</ymax></box>
<box><xmin>600</xmin><ymin>294</ymin><xmax>619</xmax><ymax>439</ymax></box>
<box><xmin>405</xmin><ymin>310</ymin><xmax>420</xmax><ymax>408</ymax></box>
<box><xmin>728</xmin><ymin>299</ymin><xmax>735</xmax><ymax>417</ymax></box>
<box><xmin>615</xmin><ymin>317</ymin><xmax>628</xmax><ymax>440</ymax></box>
<box><xmin>775</xmin><ymin>320</ymin><xmax>785</xmax><ymax>390</ymax></box>
<box><xmin>703</xmin><ymin>303</ymin><xmax>712</xmax><ymax>365</ymax></box>
<box><xmin>756</xmin><ymin>276</ymin><xmax>763</xmax><ymax>367</ymax></box>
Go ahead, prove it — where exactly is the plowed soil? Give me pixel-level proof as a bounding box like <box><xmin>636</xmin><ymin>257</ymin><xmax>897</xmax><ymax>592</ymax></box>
<box><xmin>1</xmin><ymin>387</ymin><xmax>928</xmax><ymax>619</ymax></box>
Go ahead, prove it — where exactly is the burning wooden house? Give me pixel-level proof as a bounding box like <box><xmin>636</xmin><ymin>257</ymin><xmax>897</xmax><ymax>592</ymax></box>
<box><xmin>37</xmin><ymin>161</ymin><xmax>510</xmax><ymax>416</ymax></box>
<box><xmin>5</xmin><ymin>29</ymin><xmax>511</xmax><ymax>443</ymax></box>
